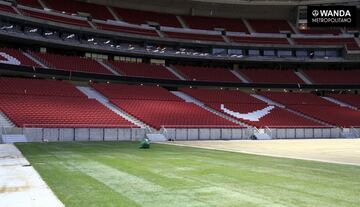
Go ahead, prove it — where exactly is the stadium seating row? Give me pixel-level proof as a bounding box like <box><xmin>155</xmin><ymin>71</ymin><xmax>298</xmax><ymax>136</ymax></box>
<box><xmin>0</xmin><ymin>48</ymin><xmax>359</xmax><ymax>85</ymax></box>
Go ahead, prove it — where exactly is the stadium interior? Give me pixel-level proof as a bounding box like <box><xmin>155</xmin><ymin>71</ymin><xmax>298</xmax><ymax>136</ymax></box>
<box><xmin>0</xmin><ymin>0</ymin><xmax>360</xmax><ymax>206</ymax></box>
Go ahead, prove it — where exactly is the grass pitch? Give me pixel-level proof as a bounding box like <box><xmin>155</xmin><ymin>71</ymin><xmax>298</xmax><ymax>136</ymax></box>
<box><xmin>16</xmin><ymin>141</ymin><xmax>360</xmax><ymax>207</ymax></box>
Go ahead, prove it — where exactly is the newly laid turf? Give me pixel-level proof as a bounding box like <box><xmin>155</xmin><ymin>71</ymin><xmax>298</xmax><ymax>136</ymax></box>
<box><xmin>16</xmin><ymin>142</ymin><xmax>360</xmax><ymax>207</ymax></box>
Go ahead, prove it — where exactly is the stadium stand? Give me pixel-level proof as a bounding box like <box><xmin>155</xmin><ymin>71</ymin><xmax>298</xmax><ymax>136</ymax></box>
<box><xmin>114</xmin><ymin>7</ymin><xmax>181</xmax><ymax>27</ymax></box>
<box><xmin>181</xmin><ymin>15</ymin><xmax>248</xmax><ymax>33</ymax></box>
<box><xmin>293</xmin><ymin>38</ymin><xmax>359</xmax><ymax>50</ymax></box>
<box><xmin>329</xmin><ymin>94</ymin><xmax>360</xmax><ymax>109</ymax></box>
<box><xmin>31</xmin><ymin>52</ymin><xmax>113</xmax><ymax>75</ymax></box>
<box><xmin>19</xmin><ymin>9</ymin><xmax>91</xmax><ymax>28</ymax></box>
<box><xmin>229</xmin><ymin>36</ymin><xmax>289</xmax><ymax>44</ymax></box>
<box><xmin>240</xmin><ymin>69</ymin><xmax>304</xmax><ymax>84</ymax></box>
<box><xmin>110</xmin><ymin>99</ymin><xmax>239</xmax><ymax>129</ymax></box>
<box><xmin>107</xmin><ymin>61</ymin><xmax>179</xmax><ymax>80</ymax></box>
<box><xmin>92</xmin><ymin>83</ymin><xmax>182</xmax><ymax>101</ymax></box>
<box><xmin>0</xmin><ymin>3</ymin><xmax>16</xmax><ymax>13</ymax></box>
<box><xmin>302</xmin><ymin>69</ymin><xmax>360</xmax><ymax>85</ymax></box>
<box><xmin>43</xmin><ymin>0</ymin><xmax>114</xmax><ymax>20</ymax></box>
<box><xmin>181</xmin><ymin>88</ymin><xmax>322</xmax><ymax>128</ymax></box>
<box><xmin>94</xmin><ymin>22</ymin><xmax>159</xmax><ymax>36</ymax></box>
<box><xmin>175</xmin><ymin>65</ymin><xmax>241</xmax><ymax>82</ymax></box>
<box><xmin>92</xmin><ymin>83</ymin><xmax>239</xmax><ymax>129</ymax></box>
<box><xmin>16</xmin><ymin>0</ymin><xmax>43</xmax><ymax>9</ymax></box>
<box><xmin>0</xmin><ymin>78</ymin><xmax>134</xmax><ymax>128</ymax></box>
<box><xmin>0</xmin><ymin>77</ymin><xmax>85</xmax><ymax>97</ymax></box>
<box><xmin>247</xmin><ymin>19</ymin><xmax>294</xmax><ymax>33</ymax></box>
<box><xmin>0</xmin><ymin>48</ymin><xmax>40</xmax><ymax>67</ymax></box>
<box><xmin>299</xmin><ymin>28</ymin><xmax>343</xmax><ymax>35</ymax></box>
<box><xmin>259</xmin><ymin>91</ymin><xmax>360</xmax><ymax>127</ymax></box>
<box><xmin>164</xmin><ymin>32</ymin><xmax>224</xmax><ymax>42</ymax></box>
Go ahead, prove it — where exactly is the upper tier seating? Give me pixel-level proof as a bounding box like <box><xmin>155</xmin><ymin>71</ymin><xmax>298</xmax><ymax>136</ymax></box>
<box><xmin>92</xmin><ymin>83</ymin><xmax>181</xmax><ymax>101</ymax></box>
<box><xmin>302</xmin><ymin>69</ymin><xmax>360</xmax><ymax>85</ymax></box>
<box><xmin>31</xmin><ymin>52</ymin><xmax>113</xmax><ymax>75</ymax></box>
<box><xmin>240</xmin><ymin>69</ymin><xmax>304</xmax><ymax>84</ymax></box>
<box><xmin>180</xmin><ymin>88</ymin><xmax>263</xmax><ymax>104</ymax></box>
<box><xmin>247</xmin><ymin>19</ymin><xmax>293</xmax><ymax>33</ymax></box>
<box><xmin>43</xmin><ymin>0</ymin><xmax>114</xmax><ymax>20</ymax></box>
<box><xmin>107</xmin><ymin>61</ymin><xmax>178</xmax><ymax>80</ymax></box>
<box><xmin>175</xmin><ymin>65</ymin><xmax>240</xmax><ymax>82</ymax></box>
<box><xmin>181</xmin><ymin>15</ymin><xmax>248</xmax><ymax>33</ymax></box>
<box><xmin>294</xmin><ymin>38</ymin><xmax>359</xmax><ymax>50</ymax></box>
<box><xmin>0</xmin><ymin>77</ymin><xmax>85</xmax><ymax>97</ymax></box>
<box><xmin>16</xmin><ymin>0</ymin><xmax>42</xmax><ymax>9</ymax></box>
<box><xmin>164</xmin><ymin>32</ymin><xmax>224</xmax><ymax>42</ymax></box>
<box><xmin>114</xmin><ymin>8</ymin><xmax>181</xmax><ymax>27</ymax></box>
<box><xmin>259</xmin><ymin>91</ymin><xmax>360</xmax><ymax>127</ymax></box>
<box><xmin>110</xmin><ymin>99</ymin><xmax>240</xmax><ymax>129</ymax></box>
<box><xmin>0</xmin><ymin>48</ymin><xmax>40</xmax><ymax>67</ymax></box>
<box><xmin>0</xmin><ymin>3</ymin><xmax>16</xmax><ymax>13</ymax></box>
<box><xmin>329</xmin><ymin>94</ymin><xmax>360</xmax><ymax>108</ymax></box>
<box><xmin>229</xmin><ymin>36</ymin><xmax>289</xmax><ymax>44</ymax></box>
<box><xmin>181</xmin><ymin>88</ymin><xmax>322</xmax><ymax>128</ymax></box>
<box><xmin>0</xmin><ymin>78</ymin><xmax>134</xmax><ymax>128</ymax></box>
<box><xmin>19</xmin><ymin>9</ymin><xmax>91</xmax><ymax>28</ymax></box>
<box><xmin>94</xmin><ymin>23</ymin><xmax>159</xmax><ymax>37</ymax></box>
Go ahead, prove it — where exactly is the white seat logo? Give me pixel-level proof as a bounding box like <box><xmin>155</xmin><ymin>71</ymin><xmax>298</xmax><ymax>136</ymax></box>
<box><xmin>0</xmin><ymin>52</ymin><xmax>21</xmax><ymax>65</ymax></box>
<box><xmin>220</xmin><ymin>104</ymin><xmax>274</xmax><ymax>121</ymax></box>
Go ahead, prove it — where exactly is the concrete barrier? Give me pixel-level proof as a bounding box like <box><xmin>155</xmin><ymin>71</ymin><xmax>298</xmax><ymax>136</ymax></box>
<box><xmin>199</xmin><ymin>129</ymin><xmax>210</xmax><ymax>140</ymax></box>
<box><xmin>89</xmin><ymin>128</ymin><xmax>104</xmax><ymax>141</ymax></box>
<box><xmin>59</xmin><ymin>128</ymin><xmax>75</xmax><ymax>141</ymax></box>
<box><xmin>23</xmin><ymin>128</ymin><xmax>43</xmax><ymax>142</ymax></box>
<box><xmin>187</xmin><ymin>129</ymin><xmax>199</xmax><ymax>140</ymax></box>
<box><xmin>104</xmin><ymin>128</ymin><xmax>118</xmax><ymax>141</ymax></box>
<box><xmin>43</xmin><ymin>128</ymin><xmax>59</xmax><ymax>142</ymax></box>
<box><xmin>75</xmin><ymin>128</ymin><xmax>90</xmax><ymax>141</ymax></box>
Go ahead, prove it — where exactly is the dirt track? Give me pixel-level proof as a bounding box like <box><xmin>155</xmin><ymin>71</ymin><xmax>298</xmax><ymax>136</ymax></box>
<box><xmin>169</xmin><ymin>139</ymin><xmax>360</xmax><ymax>166</ymax></box>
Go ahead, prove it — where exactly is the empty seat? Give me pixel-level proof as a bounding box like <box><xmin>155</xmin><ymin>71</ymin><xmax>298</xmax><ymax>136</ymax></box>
<box><xmin>302</xmin><ymin>69</ymin><xmax>360</xmax><ymax>85</ymax></box>
<box><xmin>247</xmin><ymin>19</ymin><xmax>293</xmax><ymax>33</ymax></box>
<box><xmin>175</xmin><ymin>65</ymin><xmax>240</xmax><ymax>82</ymax></box>
<box><xmin>92</xmin><ymin>83</ymin><xmax>181</xmax><ymax>101</ymax></box>
<box><xmin>111</xmin><ymin>99</ymin><xmax>240</xmax><ymax>129</ymax></box>
<box><xmin>240</xmin><ymin>69</ymin><xmax>304</xmax><ymax>84</ymax></box>
<box><xmin>16</xmin><ymin>0</ymin><xmax>42</xmax><ymax>8</ymax></box>
<box><xmin>293</xmin><ymin>38</ymin><xmax>359</xmax><ymax>50</ymax></box>
<box><xmin>0</xmin><ymin>48</ymin><xmax>40</xmax><ymax>67</ymax></box>
<box><xmin>19</xmin><ymin>9</ymin><xmax>91</xmax><ymax>28</ymax></box>
<box><xmin>114</xmin><ymin>7</ymin><xmax>181</xmax><ymax>27</ymax></box>
<box><xmin>31</xmin><ymin>52</ymin><xmax>113</xmax><ymax>75</ymax></box>
<box><xmin>181</xmin><ymin>15</ymin><xmax>248</xmax><ymax>33</ymax></box>
<box><xmin>329</xmin><ymin>94</ymin><xmax>360</xmax><ymax>108</ymax></box>
<box><xmin>107</xmin><ymin>61</ymin><xmax>178</xmax><ymax>80</ymax></box>
<box><xmin>43</xmin><ymin>0</ymin><xmax>114</xmax><ymax>20</ymax></box>
<box><xmin>229</xmin><ymin>36</ymin><xmax>289</xmax><ymax>45</ymax></box>
<box><xmin>94</xmin><ymin>23</ymin><xmax>159</xmax><ymax>37</ymax></box>
<box><xmin>164</xmin><ymin>32</ymin><xmax>224</xmax><ymax>42</ymax></box>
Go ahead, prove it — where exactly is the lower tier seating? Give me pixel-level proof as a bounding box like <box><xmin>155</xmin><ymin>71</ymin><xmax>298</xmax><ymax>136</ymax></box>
<box><xmin>175</xmin><ymin>66</ymin><xmax>240</xmax><ymax>82</ymax></box>
<box><xmin>289</xmin><ymin>105</ymin><xmax>360</xmax><ymax>127</ymax></box>
<box><xmin>0</xmin><ymin>77</ymin><xmax>85</xmax><ymax>97</ymax></box>
<box><xmin>107</xmin><ymin>61</ymin><xmax>178</xmax><ymax>80</ymax></box>
<box><xmin>92</xmin><ymin>83</ymin><xmax>181</xmax><ymax>101</ymax></box>
<box><xmin>259</xmin><ymin>91</ymin><xmax>360</xmax><ymax>127</ymax></box>
<box><xmin>181</xmin><ymin>88</ymin><xmax>321</xmax><ymax>128</ymax></box>
<box><xmin>247</xmin><ymin>19</ymin><xmax>294</xmax><ymax>33</ymax></box>
<box><xmin>110</xmin><ymin>99</ymin><xmax>241</xmax><ymax>129</ymax></box>
<box><xmin>329</xmin><ymin>94</ymin><xmax>360</xmax><ymax>108</ymax></box>
<box><xmin>0</xmin><ymin>95</ymin><xmax>134</xmax><ymax>128</ymax></box>
<box><xmin>180</xmin><ymin>88</ymin><xmax>263</xmax><ymax>104</ymax></box>
<box><xmin>207</xmin><ymin>103</ymin><xmax>323</xmax><ymax>128</ymax></box>
<box><xmin>0</xmin><ymin>4</ymin><xmax>16</xmax><ymax>14</ymax></box>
